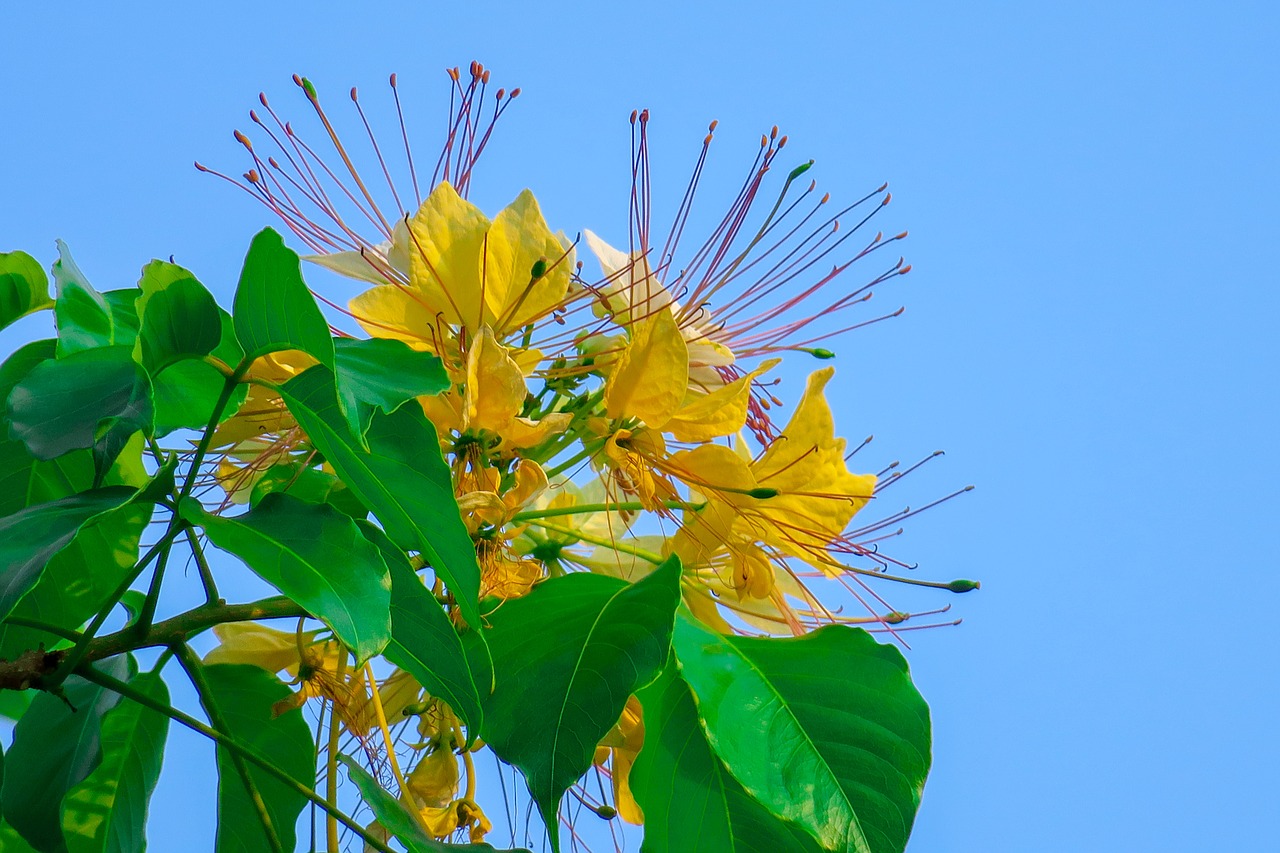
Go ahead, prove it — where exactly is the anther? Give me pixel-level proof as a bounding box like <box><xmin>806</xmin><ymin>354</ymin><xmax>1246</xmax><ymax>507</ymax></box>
<box><xmin>389</xmin><ymin>72</ymin><xmax>398</xmax><ymax>87</ymax></box>
<box><xmin>895</xmin><ymin>230</ymin><xmax>908</xmax><ymax>240</ymax></box>
<box><xmin>899</xmin><ymin>264</ymin><xmax>912</xmax><ymax>275</ymax></box>
<box><xmin>708</xmin><ymin>120</ymin><xmax>718</xmax><ymax>132</ymax></box>
<box><xmin>350</xmin><ymin>86</ymin><xmax>358</xmax><ymax>102</ymax></box>
<box><xmin>882</xmin><ymin>192</ymin><xmax>892</xmax><ymax>206</ymax></box>
<box><xmin>233</xmin><ymin>130</ymin><xmax>252</xmax><ymax>150</ymax></box>
<box><xmin>509</xmin><ymin>87</ymin><xmax>521</xmax><ymax>98</ymax></box>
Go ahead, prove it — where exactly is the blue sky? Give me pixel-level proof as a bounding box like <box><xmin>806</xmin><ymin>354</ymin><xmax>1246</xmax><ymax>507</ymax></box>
<box><xmin>3</xmin><ymin>2</ymin><xmax>1278</xmax><ymax>850</ymax></box>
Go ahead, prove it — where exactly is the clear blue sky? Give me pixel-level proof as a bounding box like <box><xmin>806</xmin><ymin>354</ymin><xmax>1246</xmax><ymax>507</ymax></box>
<box><xmin>3</xmin><ymin>2</ymin><xmax>1278</xmax><ymax>851</ymax></box>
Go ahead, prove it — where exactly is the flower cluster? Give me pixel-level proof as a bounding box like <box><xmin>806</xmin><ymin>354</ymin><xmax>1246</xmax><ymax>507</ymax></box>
<box><xmin>199</xmin><ymin>63</ymin><xmax>967</xmax><ymax>843</ymax></box>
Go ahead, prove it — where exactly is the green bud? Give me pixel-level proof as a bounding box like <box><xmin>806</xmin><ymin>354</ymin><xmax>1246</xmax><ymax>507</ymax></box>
<box><xmin>530</xmin><ymin>258</ymin><xmax>548</xmax><ymax>280</ymax></box>
<box><xmin>747</xmin><ymin>487</ymin><xmax>780</xmax><ymax>499</ymax></box>
<box><xmin>807</xmin><ymin>347</ymin><xmax>836</xmax><ymax>360</ymax></box>
<box><xmin>594</xmin><ymin>805</ymin><xmax>618</xmax><ymax>820</ymax></box>
<box><xmin>301</xmin><ymin>77</ymin><xmax>318</xmax><ymax>101</ymax></box>
<box><xmin>946</xmin><ymin>579</ymin><xmax>980</xmax><ymax>593</ymax></box>
<box><xmin>787</xmin><ymin>159</ymin><xmax>815</xmax><ymax>181</ymax></box>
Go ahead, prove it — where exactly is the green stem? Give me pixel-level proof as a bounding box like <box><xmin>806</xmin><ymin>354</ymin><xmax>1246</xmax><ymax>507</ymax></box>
<box><xmin>525</xmin><ymin>518</ymin><xmax>664</xmax><ymax>564</ymax></box>
<box><xmin>175</xmin><ymin>643</ymin><xmax>285</xmax><ymax>853</ymax></box>
<box><xmin>512</xmin><ymin>499</ymin><xmax>705</xmax><ymax>523</ymax></box>
<box><xmin>180</xmin><ymin>366</ymin><xmax>248</xmax><ymax>500</ymax></box>
<box><xmin>75</xmin><ymin>661</ymin><xmax>398</xmax><ymax>853</ymax></box>
<box><xmin>185</xmin><ymin>526</ymin><xmax>222</xmax><ymax>605</ymax></box>
<box><xmin>51</xmin><ymin>524</ymin><xmax>184</xmax><ymax>684</ymax></box>
<box><xmin>542</xmin><ymin>438</ymin><xmax>605</xmax><ymax>479</ymax></box>
<box><xmin>133</xmin><ymin>537</ymin><xmax>174</xmax><ymax>636</ymax></box>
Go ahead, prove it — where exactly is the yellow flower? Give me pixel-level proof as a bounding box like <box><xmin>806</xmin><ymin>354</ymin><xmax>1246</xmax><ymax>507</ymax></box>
<box><xmin>347</xmin><ymin>181</ymin><xmax>574</xmax><ymax>344</ymax></box>
<box><xmin>204</xmin><ymin>622</ymin><xmax>374</xmax><ymax>733</ymax></box>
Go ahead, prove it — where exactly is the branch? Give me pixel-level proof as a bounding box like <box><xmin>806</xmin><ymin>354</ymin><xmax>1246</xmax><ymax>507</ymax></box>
<box><xmin>0</xmin><ymin>596</ymin><xmax>307</xmax><ymax>693</ymax></box>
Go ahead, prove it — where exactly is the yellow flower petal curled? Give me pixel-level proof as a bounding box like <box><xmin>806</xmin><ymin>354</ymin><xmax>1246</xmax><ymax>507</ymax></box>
<box><xmin>604</xmin><ymin>307</ymin><xmax>688</xmax><ymax>428</ymax></box>
<box><xmin>752</xmin><ymin>367</ymin><xmax>877</xmax><ymax>562</ymax></box>
<box><xmin>464</xmin><ymin>325</ymin><xmax>527</xmax><ymax>433</ymax></box>
<box><xmin>665</xmin><ymin>358</ymin><xmax>780</xmax><ymax>442</ymax></box>
<box><xmin>407</xmin><ymin>746</ymin><xmax>461</xmax><ymax>808</ymax></box>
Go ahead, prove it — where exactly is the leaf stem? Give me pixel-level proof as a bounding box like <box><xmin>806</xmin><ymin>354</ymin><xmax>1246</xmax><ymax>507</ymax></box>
<box><xmin>511</xmin><ymin>499</ymin><xmax>704</xmax><ymax>523</ymax></box>
<box><xmin>74</xmin><ymin>660</ymin><xmax>399</xmax><ymax>853</ymax></box>
<box><xmin>175</xmin><ymin>642</ymin><xmax>285</xmax><ymax>853</ymax></box>
<box><xmin>185</xmin><ymin>525</ymin><xmax>223</xmax><ymax>605</ymax></box>
<box><xmin>524</xmin><ymin>519</ymin><xmax>664</xmax><ymax>564</ymax></box>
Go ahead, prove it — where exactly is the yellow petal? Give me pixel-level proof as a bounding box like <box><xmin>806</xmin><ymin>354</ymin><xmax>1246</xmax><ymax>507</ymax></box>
<box><xmin>498</xmin><ymin>413</ymin><xmax>571</xmax><ymax>450</ymax></box>
<box><xmin>204</xmin><ymin>622</ymin><xmax>310</xmax><ymax>674</ymax></box>
<box><xmin>604</xmin><ymin>307</ymin><xmax>688</xmax><ymax>428</ymax></box>
<box><xmin>407</xmin><ymin>747</ymin><xmax>460</xmax><ymax>809</ymax></box>
<box><xmin>483</xmin><ymin>190</ymin><xmax>573</xmax><ymax>334</ymax></box>
<box><xmin>750</xmin><ymin>368</ymin><xmax>877</xmax><ymax>557</ymax></box>
<box><xmin>665</xmin><ymin>359</ymin><xmax>779</xmax><ymax>443</ymax></box>
<box><xmin>503</xmin><ymin>460</ymin><xmax>548</xmax><ymax>513</ymax></box>
<box><xmin>407</xmin><ymin>181</ymin><xmax>490</xmax><ymax>331</ymax></box>
<box><xmin>464</xmin><ymin>326</ymin><xmax>527</xmax><ymax>433</ymax></box>
<box><xmin>349</xmin><ymin>284</ymin><xmax>445</xmax><ymax>348</ymax></box>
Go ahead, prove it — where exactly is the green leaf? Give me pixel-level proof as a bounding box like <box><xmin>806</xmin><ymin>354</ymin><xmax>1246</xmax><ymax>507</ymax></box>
<box><xmin>249</xmin><ymin>461</ymin><xmax>366</xmax><ymax>519</ymax></box>
<box><xmin>0</xmin><ymin>498</ymin><xmax>150</xmax><ymax>677</ymax></box>
<box><xmin>5</xmin><ymin>345</ymin><xmax>153</xmax><ymax>481</ymax></box>
<box><xmin>0</xmin><ymin>486</ymin><xmax>138</xmax><ymax>622</ymax></box>
<box><xmin>199</xmin><ymin>664</ymin><xmax>313</xmax><ymax>853</ymax></box>
<box><xmin>337</xmin><ymin>756</ymin><xmax>529</xmax><ymax>853</ymax></box>
<box><xmin>0</xmin><ymin>431</ymin><xmax>150</xmax><ymax>672</ymax></box>
<box><xmin>632</xmin><ymin>664</ymin><xmax>824</xmax><ymax>853</ymax></box>
<box><xmin>473</xmin><ymin>557</ymin><xmax>682</xmax><ymax>850</ymax></box>
<box><xmin>672</xmin><ymin>618</ymin><xmax>932</xmax><ymax>853</ymax></box>
<box><xmin>60</xmin><ymin>669</ymin><xmax>171</xmax><ymax>853</ymax></box>
<box><xmin>1</xmin><ymin>655</ymin><xmax>132</xmax><ymax>852</ymax></box>
<box><xmin>334</xmin><ymin>337</ymin><xmax>450</xmax><ymax>443</ymax></box>
<box><xmin>232</xmin><ymin>228</ymin><xmax>333</xmax><ymax>370</ymax></box>
<box><xmin>362</xmin><ymin>521</ymin><xmax>483</xmax><ymax>738</ymax></box>
<box><xmin>278</xmin><ymin>365</ymin><xmax>482</xmax><ymax>629</ymax></box>
<box><xmin>0</xmin><ymin>250</ymin><xmax>54</xmax><ymax>332</ymax></box>
<box><xmin>100</xmin><ymin>292</ymin><xmax>140</xmax><ymax>348</ymax></box>
<box><xmin>53</xmin><ymin>241</ymin><xmax>115</xmax><ymax>356</ymax></box>
<box><xmin>0</xmin><ymin>339</ymin><xmax>58</xmax><ymax>516</ymax></box>
<box><xmin>136</xmin><ymin>276</ymin><xmax>222</xmax><ymax>376</ymax></box>
<box><xmin>151</xmin><ymin>360</ymin><xmax>247</xmax><ymax>438</ymax></box>
<box><xmin>181</xmin><ymin>492</ymin><xmax>391</xmax><ymax>663</ymax></box>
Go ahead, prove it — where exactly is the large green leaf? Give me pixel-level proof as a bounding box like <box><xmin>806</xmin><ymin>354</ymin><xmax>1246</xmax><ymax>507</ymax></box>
<box><xmin>0</xmin><ymin>250</ymin><xmax>53</xmax><ymax>332</ymax></box>
<box><xmin>0</xmin><ymin>655</ymin><xmax>132</xmax><ymax>853</ymax></box>
<box><xmin>5</xmin><ymin>345</ymin><xmax>153</xmax><ymax>481</ymax></box>
<box><xmin>150</xmin><ymin>359</ymin><xmax>247</xmax><ymax>437</ymax></box>
<box><xmin>0</xmin><ymin>486</ymin><xmax>138</xmax><ymax>622</ymax></box>
<box><xmin>182</xmin><ymin>492</ymin><xmax>391</xmax><ymax>663</ymax></box>
<box><xmin>337</xmin><ymin>755</ymin><xmax>530</xmax><ymax>853</ymax></box>
<box><xmin>52</xmin><ymin>241</ymin><xmax>115</xmax><ymax>356</ymax></box>
<box><xmin>672</xmin><ymin>618</ymin><xmax>932</xmax><ymax>853</ymax></box>
<box><xmin>136</xmin><ymin>276</ymin><xmax>222</xmax><ymax>376</ymax></box>
<box><xmin>0</xmin><ymin>339</ymin><xmax>58</xmax><ymax>517</ymax></box>
<box><xmin>200</xmin><ymin>664</ymin><xmax>313</xmax><ymax>853</ymax></box>
<box><xmin>334</xmin><ymin>336</ymin><xmax>449</xmax><ymax>443</ymax></box>
<box><xmin>60</xmin><ymin>669</ymin><xmax>171</xmax><ymax>853</ymax></box>
<box><xmin>279</xmin><ymin>365</ymin><xmax>481</xmax><ymax>629</ymax></box>
<box><xmin>362</xmin><ymin>521</ymin><xmax>483</xmax><ymax>738</ymax></box>
<box><xmin>473</xmin><ymin>557</ymin><xmax>682</xmax><ymax>850</ymax></box>
<box><xmin>232</xmin><ymin>228</ymin><xmax>333</xmax><ymax>369</ymax></box>
<box><xmin>632</xmin><ymin>664</ymin><xmax>824</xmax><ymax>853</ymax></box>
<box><xmin>248</xmin><ymin>460</ymin><xmax>366</xmax><ymax>519</ymax></box>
